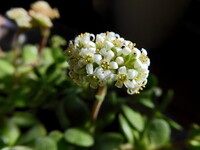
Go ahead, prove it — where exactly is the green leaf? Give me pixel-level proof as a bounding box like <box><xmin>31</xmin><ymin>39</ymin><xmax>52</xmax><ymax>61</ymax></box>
<box><xmin>34</xmin><ymin>137</ymin><xmax>57</xmax><ymax>150</ymax></box>
<box><xmin>139</xmin><ymin>97</ymin><xmax>155</xmax><ymax>108</ymax></box>
<box><xmin>119</xmin><ymin>114</ymin><xmax>134</xmax><ymax>143</ymax></box>
<box><xmin>22</xmin><ymin>45</ymin><xmax>38</xmax><ymax>64</ymax></box>
<box><xmin>0</xmin><ymin>59</ymin><xmax>15</xmax><ymax>77</ymax></box>
<box><xmin>165</xmin><ymin>118</ymin><xmax>182</xmax><ymax>131</ymax></box>
<box><xmin>17</xmin><ymin>124</ymin><xmax>46</xmax><ymax>145</ymax></box>
<box><xmin>11</xmin><ymin>112</ymin><xmax>38</xmax><ymax>127</ymax></box>
<box><xmin>93</xmin><ymin>132</ymin><xmax>124</xmax><ymax>150</ymax></box>
<box><xmin>64</xmin><ymin>97</ymin><xmax>89</xmax><ymax>126</ymax></box>
<box><xmin>57</xmin><ymin>138</ymin><xmax>75</xmax><ymax>150</ymax></box>
<box><xmin>42</xmin><ymin>48</ymin><xmax>54</xmax><ymax>64</ymax></box>
<box><xmin>146</xmin><ymin>74</ymin><xmax>158</xmax><ymax>88</ymax></box>
<box><xmin>0</xmin><ymin>120</ymin><xmax>20</xmax><ymax>146</ymax></box>
<box><xmin>49</xmin><ymin>131</ymin><xmax>63</xmax><ymax>143</ymax></box>
<box><xmin>51</xmin><ymin>35</ymin><xmax>66</xmax><ymax>47</ymax></box>
<box><xmin>122</xmin><ymin>105</ymin><xmax>144</xmax><ymax>131</ymax></box>
<box><xmin>159</xmin><ymin>89</ymin><xmax>174</xmax><ymax>111</ymax></box>
<box><xmin>64</xmin><ymin>128</ymin><xmax>94</xmax><ymax>147</ymax></box>
<box><xmin>2</xmin><ymin>146</ymin><xmax>33</xmax><ymax>150</ymax></box>
<box><xmin>145</xmin><ymin>119</ymin><xmax>170</xmax><ymax>149</ymax></box>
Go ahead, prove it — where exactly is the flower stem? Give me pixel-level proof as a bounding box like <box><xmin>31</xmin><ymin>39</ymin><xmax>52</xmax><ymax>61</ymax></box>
<box><xmin>39</xmin><ymin>27</ymin><xmax>50</xmax><ymax>57</ymax></box>
<box><xmin>12</xmin><ymin>29</ymin><xmax>22</xmax><ymax>87</ymax></box>
<box><xmin>91</xmin><ymin>86</ymin><xmax>107</xmax><ymax>125</ymax></box>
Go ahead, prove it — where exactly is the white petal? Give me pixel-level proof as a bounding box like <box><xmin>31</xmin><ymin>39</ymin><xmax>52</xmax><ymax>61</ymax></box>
<box><xmin>87</xmin><ymin>41</ymin><xmax>96</xmax><ymax>47</ymax></box>
<box><xmin>86</xmin><ymin>63</ymin><xmax>93</xmax><ymax>75</ymax></box>
<box><xmin>106</xmin><ymin>32</ymin><xmax>116</xmax><ymax>40</ymax></box>
<box><xmin>94</xmin><ymin>54</ymin><xmax>102</xmax><ymax>64</ymax></box>
<box><xmin>88</xmin><ymin>47</ymin><xmax>96</xmax><ymax>53</ymax></box>
<box><xmin>118</xmin><ymin>66</ymin><xmax>127</xmax><ymax>74</ymax></box>
<box><xmin>116</xmin><ymin>47</ymin><xmax>122</xmax><ymax>55</ymax></box>
<box><xmin>127</xmin><ymin>88</ymin><xmax>135</xmax><ymax>95</ymax></box>
<box><xmin>104</xmin><ymin>41</ymin><xmax>114</xmax><ymax>49</ymax></box>
<box><xmin>124</xmin><ymin>80</ymin><xmax>135</xmax><ymax>89</ymax></box>
<box><xmin>110</xmin><ymin>61</ymin><xmax>118</xmax><ymax>69</ymax></box>
<box><xmin>96</xmin><ymin>34</ymin><xmax>104</xmax><ymax>43</ymax></box>
<box><xmin>134</xmin><ymin>59</ymin><xmax>143</xmax><ymax>68</ymax></box>
<box><xmin>115</xmin><ymin>57</ymin><xmax>124</xmax><ymax>65</ymax></box>
<box><xmin>122</xmin><ymin>47</ymin><xmax>132</xmax><ymax>55</ymax></box>
<box><xmin>141</xmin><ymin>48</ymin><xmax>147</xmax><ymax>55</ymax></box>
<box><xmin>127</xmin><ymin>69</ymin><xmax>138</xmax><ymax>79</ymax></box>
<box><xmin>105</xmin><ymin>50</ymin><xmax>114</xmax><ymax>62</ymax></box>
<box><xmin>133</xmin><ymin>48</ymin><xmax>141</xmax><ymax>58</ymax></box>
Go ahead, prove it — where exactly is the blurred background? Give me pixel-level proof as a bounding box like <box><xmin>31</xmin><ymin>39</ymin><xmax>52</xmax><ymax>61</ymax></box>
<box><xmin>0</xmin><ymin>0</ymin><xmax>199</xmax><ymax>128</ymax></box>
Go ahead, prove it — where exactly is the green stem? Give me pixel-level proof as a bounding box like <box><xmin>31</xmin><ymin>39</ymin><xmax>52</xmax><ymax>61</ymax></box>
<box><xmin>91</xmin><ymin>86</ymin><xmax>107</xmax><ymax>125</ymax></box>
<box><xmin>12</xmin><ymin>30</ymin><xmax>22</xmax><ymax>87</ymax></box>
<box><xmin>39</xmin><ymin>27</ymin><xmax>50</xmax><ymax>58</ymax></box>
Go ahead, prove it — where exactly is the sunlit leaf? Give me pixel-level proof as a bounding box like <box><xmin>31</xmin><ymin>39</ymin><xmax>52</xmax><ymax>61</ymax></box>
<box><xmin>119</xmin><ymin>114</ymin><xmax>134</xmax><ymax>143</ymax></box>
<box><xmin>2</xmin><ymin>146</ymin><xmax>33</xmax><ymax>150</ymax></box>
<box><xmin>17</xmin><ymin>124</ymin><xmax>46</xmax><ymax>145</ymax></box>
<box><xmin>64</xmin><ymin>128</ymin><xmax>94</xmax><ymax>147</ymax></box>
<box><xmin>0</xmin><ymin>59</ymin><xmax>15</xmax><ymax>77</ymax></box>
<box><xmin>145</xmin><ymin>119</ymin><xmax>170</xmax><ymax>149</ymax></box>
<box><xmin>122</xmin><ymin>105</ymin><xmax>144</xmax><ymax>131</ymax></box>
<box><xmin>22</xmin><ymin>45</ymin><xmax>38</xmax><ymax>64</ymax></box>
<box><xmin>34</xmin><ymin>137</ymin><xmax>57</xmax><ymax>150</ymax></box>
<box><xmin>0</xmin><ymin>120</ymin><xmax>20</xmax><ymax>146</ymax></box>
<box><xmin>11</xmin><ymin>112</ymin><xmax>38</xmax><ymax>127</ymax></box>
<box><xmin>49</xmin><ymin>130</ymin><xmax>63</xmax><ymax>143</ymax></box>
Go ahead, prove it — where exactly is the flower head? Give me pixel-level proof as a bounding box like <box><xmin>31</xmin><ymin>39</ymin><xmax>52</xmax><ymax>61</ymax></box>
<box><xmin>31</xmin><ymin>1</ymin><xmax>60</xmax><ymax>19</ymax></box>
<box><xmin>29</xmin><ymin>1</ymin><xmax>59</xmax><ymax>28</ymax></box>
<box><xmin>6</xmin><ymin>8</ymin><xmax>32</xmax><ymax>28</ymax></box>
<box><xmin>66</xmin><ymin>32</ymin><xmax>150</xmax><ymax>95</ymax></box>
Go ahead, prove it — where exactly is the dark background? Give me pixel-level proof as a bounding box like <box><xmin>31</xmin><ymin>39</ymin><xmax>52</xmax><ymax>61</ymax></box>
<box><xmin>0</xmin><ymin>0</ymin><xmax>200</xmax><ymax>128</ymax></box>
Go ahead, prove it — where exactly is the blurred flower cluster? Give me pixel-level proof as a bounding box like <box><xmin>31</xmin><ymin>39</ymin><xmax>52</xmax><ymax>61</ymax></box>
<box><xmin>6</xmin><ymin>1</ymin><xmax>59</xmax><ymax>28</ymax></box>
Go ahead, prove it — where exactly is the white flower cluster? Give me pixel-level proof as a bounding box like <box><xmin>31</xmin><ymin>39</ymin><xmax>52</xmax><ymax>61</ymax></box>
<box><xmin>66</xmin><ymin>32</ymin><xmax>150</xmax><ymax>95</ymax></box>
<box><xmin>6</xmin><ymin>1</ymin><xmax>59</xmax><ymax>28</ymax></box>
<box><xmin>6</xmin><ymin>8</ymin><xmax>32</xmax><ymax>28</ymax></box>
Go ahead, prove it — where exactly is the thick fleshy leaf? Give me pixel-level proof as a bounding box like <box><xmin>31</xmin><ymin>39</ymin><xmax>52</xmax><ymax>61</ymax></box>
<box><xmin>42</xmin><ymin>48</ymin><xmax>54</xmax><ymax>64</ymax></box>
<box><xmin>17</xmin><ymin>124</ymin><xmax>46</xmax><ymax>144</ymax></box>
<box><xmin>49</xmin><ymin>130</ymin><xmax>63</xmax><ymax>143</ymax></box>
<box><xmin>93</xmin><ymin>132</ymin><xmax>124</xmax><ymax>150</ymax></box>
<box><xmin>0</xmin><ymin>120</ymin><xmax>20</xmax><ymax>146</ymax></box>
<box><xmin>119</xmin><ymin>114</ymin><xmax>134</xmax><ymax>143</ymax></box>
<box><xmin>0</xmin><ymin>59</ymin><xmax>15</xmax><ymax>77</ymax></box>
<box><xmin>159</xmin><ymin>89</ymin><xmax>174</xmax><ymax>111</ymax></box>
<box><xmin>11</xmin><ymin>112</ymin><xmax>38</xmax><ymax>127</ymax></box>
<box><xmin>57</xmin><ymin>138</ymin><xmax>76</xmax><ymax>150</ymax></box>
<box><xmin>2</xmin><ymin>146</ymin><xmax>33</xmax><ymax>150</ymax></box>
<box><xmin>34</xmin><ymin>137</ymin><xmax>57</xmax><ymax>150</ymax></box>
<box><xmin>122</xmin><ymin>105</ymin><xmax>144</xmax><ymax>131</ymax></box>
<box><xmin>22</xmin><ymin>45</ymin><xmax>38</xmax><ymax>64</ymax></box>
<box><xmin>145</xmin><ymin>119</ymin><xmax>170</xmax><ymax>149</ymax></box>
<box><xmin>139</xmin><ymin>97</ymin><xmax>155</xmax><ymax>108</ymax></box>
<box><xmin>64</xmin><ymin>128</ymin><xmax>94</xmax><ymax>147</ymax></box>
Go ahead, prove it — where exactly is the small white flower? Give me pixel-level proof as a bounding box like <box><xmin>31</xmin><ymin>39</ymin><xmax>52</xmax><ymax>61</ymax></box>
<box><xmin>115</xmin><ymin>57</ymin><xmax>124</xmax><ymax>65</ymax></box>
<box><xmin>122</xmin><ymin>47</ymin><xmax>132</xmax><ymax>55</ymax></box>
<box><xmin>104</xmin><ymin>41</ymin><xmax>114</xmax><ymax>49</ymax></box>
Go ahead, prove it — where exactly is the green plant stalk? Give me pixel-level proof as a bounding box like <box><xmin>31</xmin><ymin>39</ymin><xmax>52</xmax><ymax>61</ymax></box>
<box><xmin>12</xmin><ymin>29</ymin><xmax>22</xmax><ymax>87</ymax></box>
<box><xmin>39</xmin><ymin>27</ymin><xmax>50</xmax><ymax>57</ymax></box>
<box><xmin>91</xmin><ymin>86</ymin><xmax>107</xmax><ymax>125</ymax></box>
